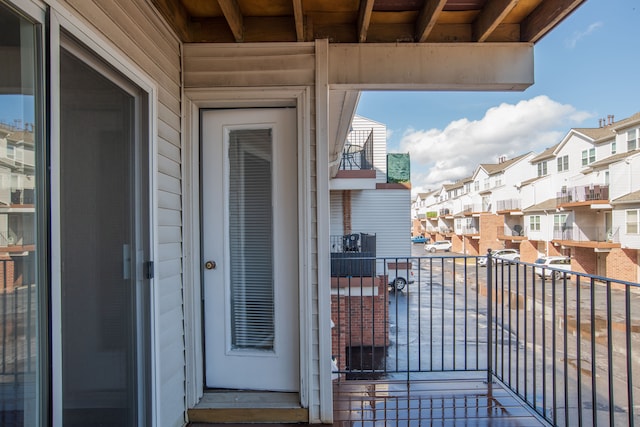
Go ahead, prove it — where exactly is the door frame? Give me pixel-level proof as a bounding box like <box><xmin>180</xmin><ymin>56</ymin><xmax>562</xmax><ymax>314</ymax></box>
<box><xmin>183</xmin><ymin>88</ymin><xmax>313</xmax><ymax>408</ymax></box>
<box><xmin>49</xmin><ymin>8</ymin><xmax>158</xmax><ymax>426</ymax></box>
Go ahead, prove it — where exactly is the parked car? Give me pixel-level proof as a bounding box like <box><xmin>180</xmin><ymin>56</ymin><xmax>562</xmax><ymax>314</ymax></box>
<box><xmin>478</xmin><ymin>249</ymin><xmax>520</xmax><ymax>267</ymax></box>
<box><xmin>411</xmin><ymin>235</ymin><xmax>429</xmax><ymax>244</ymax></box>
<box><xmin>425</xmin><ymin>240</ymin><xmax>452</xmax><ymax>253</ymax></box>
<box><xmin>534</xmin><ymin>256</ymin><xmax>572</xmax><ymax>278</ymax></box>
<box><xmin>387</xmin><ymin>262</ymin><xmax>415</xmax><ymax>291</ymax></box>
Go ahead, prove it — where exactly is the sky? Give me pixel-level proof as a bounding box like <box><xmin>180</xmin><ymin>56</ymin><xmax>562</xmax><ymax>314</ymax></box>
<box><xmin>355</xmin><ymin>0</ymin><xmax>640</xmax><ymax>196</ymax></box>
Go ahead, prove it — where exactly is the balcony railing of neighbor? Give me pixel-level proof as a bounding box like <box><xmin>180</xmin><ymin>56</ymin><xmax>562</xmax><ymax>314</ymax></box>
<box><xmin>557</xmin><ymin>185</ymin><xmax>610</xmax><ymax>204</ymax></box>
<box><xmin>339</xmin><ymin>129</ymin><xmax>374</xmax><ymax>171</ymax></box>
<box><xmin>553</xmin><ymin>226</ymin><xmax>620</xmax><ymax>243</ymax></box>
<box><xmin>497</xmin><ymin>199</ymin><xmax>522</xmax><ymax>211</ymax></box>
<box><xmin>331</xmin><ymin>252</ymin><xmax>640</xmax><ymax>426</ymax></box>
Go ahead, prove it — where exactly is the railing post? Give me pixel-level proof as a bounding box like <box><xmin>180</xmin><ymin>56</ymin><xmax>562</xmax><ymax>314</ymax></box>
<box><xmin>486</xmin><ymin>248</ymin><xmax>493</xmax><ymax>384</ymax></box>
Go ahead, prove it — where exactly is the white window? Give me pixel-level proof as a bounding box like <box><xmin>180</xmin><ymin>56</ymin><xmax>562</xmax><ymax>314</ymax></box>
<box><xmin>495</xmin><ymin>173</ymin><xmax>503</xmax><ymax>187</ymax></box>
<box><xmin>628</xmin><ymin>130</ymin><xmax>637</xmax><ymax>151</ymax></box>
<box><xmin>537</xmin><ymin>161</ymin><xmax>547</xmax><ymax>176</ymax></box>
<box><xmin>581</xmin><ymin>148</ymin><xmax>595</xmax><ymax>166</ymax></box>
<box><xmin>626</xmin><ymin>209</ymin><xmax>639</xmax><ymax>234</ymax></box>
<box><xmin>529</xmin><ymin>215</ymin><xmax>540</xmax><ymax>231</ymax></box>
<box><xmin>474</xmin><ymin>181</ymin><xmax>479</xmax><ymax>191</ymax></box>
<box><xmin>557</xmin><ymin>155</ymin><xmax>569</xmax><ymax>172</ymax></box>
<box><xmin>611</xmin><ymin>141</ymin><xmax>617</xmax><ymax>154</ymax></box>
<box><xmin>6</xmin><ymin>145</ymin><xmax>14</xmax><ymax>160</ymax></box>
<box><xmin>483</xmin><ymin>178</ymin><xmax>490</xmax><ymax>190</ymax></box>
<box><xmin>553</xmin><ymin>214</ymin><xmax>568</xmax><ymax>231</ymax></box>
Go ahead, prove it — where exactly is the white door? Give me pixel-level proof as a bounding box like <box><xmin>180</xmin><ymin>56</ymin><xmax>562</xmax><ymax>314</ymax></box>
<box><xmin>201</xmin><ymin>108</ymin><xmax>300</xmax><ymax>391</ymax></box>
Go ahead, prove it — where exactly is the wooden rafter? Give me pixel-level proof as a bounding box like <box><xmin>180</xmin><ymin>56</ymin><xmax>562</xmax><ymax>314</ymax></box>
<box><xmin>292</xmin><ymin>0</ymin><xmax>305</xmax><ymax>41</ymax></box>
<box><xmin>149</xmin><ymin>0</ymin><xmax>191</xmax><ymax>42</ymax></box>
<box><xmin>521</xmin><ymin>0</ymin><xmax>585</xmax><ymax>43</ymax></box>
<box><xmin>357</xmin><ymin>0</ymin><xmax>375</xmax><ymax>43</ymax></box>
<box><xmin>415</xmin><ymin>0</ymin><xmax>447</xmax><ymax>43</ymax></box>
<box><xmin>473</xmin><ymin>0</ymin><xmax>519</xmax><ymax>42</ymax></box>
<box><xmin>218</xmin><ymin>0</ymin><xmax>244</xmax><ymax>42</ymax></box>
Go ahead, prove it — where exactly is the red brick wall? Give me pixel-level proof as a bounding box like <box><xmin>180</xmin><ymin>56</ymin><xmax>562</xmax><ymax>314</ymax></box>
<box><xmin>479</xmin><ymin>214</ymin><xmax>503</xmax><ymax>254</ymax></box>
<box><xmin>0</xmin><ymin>258</ymin><xmax>15</xmax><ymax>293</ymax></box>
<box><xmin>464</xmin><ymin>237</ymin><xmax>480</xmax><ymax>256</ymax></box>
<box><xmin>572</xmin><ymin>247</ymin><xmax>595</xmax><ymax>275</ymax></box>
<box><xmin>606</xmin><ymin>248</ymin><xmax>638</xmax><ymax>283</ymax></box>
<box><xmin>519</xmin><ymin>240</ymin><xmax>540</xmax><ymax>263</ymax></box>
<box><xmin>451</xmin><ymin>234</ymin><xmax>463</xmax><ymax>253</ymax></box>
<box><xmin>331</xmin><ymin>276</ymin><xmax>389</xmax><ymax>371</ymax></box>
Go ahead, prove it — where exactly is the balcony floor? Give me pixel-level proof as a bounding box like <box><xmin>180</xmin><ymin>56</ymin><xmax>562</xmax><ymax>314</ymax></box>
<box><xmin>188</xmin><ymin>377</ymin><xmax>548</xmax><ymax>426</ymax></box>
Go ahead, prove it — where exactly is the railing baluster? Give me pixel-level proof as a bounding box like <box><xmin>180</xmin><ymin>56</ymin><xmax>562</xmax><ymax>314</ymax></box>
<box><xmin>590</xmin><ymin>277</ymin><xmax>597</xmax><ymax>427</ymax></box>
<box><xmin>626</xmin><ymin>285</ymin><xmax>634</xmax><ymax>427</ymax></box>
<box><xmin>486</xmin><ymin>249</ymin><xmax>493</xmax><ymax>384</ymax></box>
<box><xmin>606</xmin><ymin>280</ymin><xmax>614</xmax><ymax>427</ymax></box>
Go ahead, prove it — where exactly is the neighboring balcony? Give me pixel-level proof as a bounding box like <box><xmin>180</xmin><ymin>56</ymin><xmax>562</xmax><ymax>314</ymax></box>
<box><xmin>557</xmin><ymin>184</ymin><xmax>609</xmax><ymax>206</ymax></box>
<box><xmin>336</xmin><ymin>129</ymin><xmax>375</xmax><ymax>180</ymax></box>
<box><xmin>496</xmin><ymin>198</ymin><xmax>522</xmax><ymax>213</ymax></box>
<box><xmin>552</xmin><ymin>225</ymin><xmax>621</xmax><ymax>249</ymax></box>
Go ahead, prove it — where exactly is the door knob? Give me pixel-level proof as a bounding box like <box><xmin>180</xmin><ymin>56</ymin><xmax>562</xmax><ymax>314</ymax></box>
<box><xmin>205</xmin><ymin>260</ymin><xmax>216</xmax><ymax>270</ymax></box>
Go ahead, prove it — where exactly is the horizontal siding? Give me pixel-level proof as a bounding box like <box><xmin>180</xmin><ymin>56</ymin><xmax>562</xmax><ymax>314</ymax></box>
<box><xmin>329</xmin><ymin>191</ymin><xmax>344</xmax><ymax>236</ymax></box>
<box><xmin>184</xmin><ymin>43</ymin><xmax>315</xmax><ymax>88</ymax></box>
<box><xmin>59</xmin><ymin>1</ymin><xmax>186</xmax><ymax>426</ymax></box>
<box><xmin>351</xmin><ymin>189</ymin><xmax>412</xmax><ymax>259</ymax></box>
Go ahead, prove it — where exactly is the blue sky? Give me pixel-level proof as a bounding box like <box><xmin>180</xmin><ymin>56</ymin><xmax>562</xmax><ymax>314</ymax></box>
<box><xmin>355</xmin><ymin>0</ymin><xmax>640</xmax><ymax>194</ymax></box>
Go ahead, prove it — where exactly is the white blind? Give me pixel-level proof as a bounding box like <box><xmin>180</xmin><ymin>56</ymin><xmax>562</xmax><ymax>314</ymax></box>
<box><xmin>228</xmin><ymin>128</ymin><xmax>275</xmax><ymax>350</ymax></box>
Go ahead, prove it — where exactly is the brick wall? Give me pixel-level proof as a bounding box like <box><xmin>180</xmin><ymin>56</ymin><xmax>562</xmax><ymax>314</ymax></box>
<box><xmin>331</xmin><ymin>276</ymin><xmax>389</xmax><ymax>371</ymax></box>
<box><xmin>572</xmin><ymin>247</ymin><xmax>595</xmax><ymax>275</ymax></box>
<box><xmin>479</xmin><ymin>214</ymin><xmax>503</xmax><ymax>254</ymax></box>
<box><xmin>606</xmin><ymin>248</ymin><xmax>638</xmax><ymax>283</ymax></box>
<box><xmin>464</xmin><ymin>237</ymin><xmax>480</xmax><ymax>256</ymax></box>
<box><xmin>451</xmin><ymin>234</ymin><xmax>463</xmax><ymax>253</ymax></box>
<box><xmin>519</xmin><ymin>240</ymin><xmax>539</xmax><ymax>263</ymax></box>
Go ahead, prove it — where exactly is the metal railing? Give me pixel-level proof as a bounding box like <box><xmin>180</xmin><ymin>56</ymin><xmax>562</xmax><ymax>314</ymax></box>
<box><xmin>557</xmin><ymin>185</ymin><xmax>610</xmax><ymax>204</ymax></box>
<box><xmin>339</xmin><ymin>129</ymin><xmax>374</xmax><ymax>171</ymax></box>
<box><xmin>331</xmin><ymin>252</ymin><xmax>640</xmax><ymax>426</ymax></box>
<box><xmin>553</xmin><ymin>226</ymin><xmax>620</xmax><ymax>243</ymax></box>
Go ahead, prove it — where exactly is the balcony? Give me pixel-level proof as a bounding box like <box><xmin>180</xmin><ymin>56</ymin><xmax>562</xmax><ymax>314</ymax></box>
<box><xmin>557</xmin><ymin>185</ymin><xmax>610</xmax><ymax>206</ymax></box>
<box><xmin>330</xmin><ymin>254</ymin><xmax>640</xmax><ymax>426</ymax></box>
<box><xmin>552</xmin><ymin>226</ymin><xmax>621</xmax><ymax>249</ymax></box>
<box><xmin>338</xmin><ymin>129</ymin><xmax>374</xmax><ymax>172</ymax></box>
<box><xmin>496</xmin><ymin>199</ymin><xmax>522</xmax><ymax>213</ymax></box>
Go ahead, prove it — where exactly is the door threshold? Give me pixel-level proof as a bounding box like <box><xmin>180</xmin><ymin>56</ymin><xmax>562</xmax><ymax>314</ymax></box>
<box><xmin>188</xmin><ymin>391</ymin><xmax>308</xmax><ymax>423</ymax></box>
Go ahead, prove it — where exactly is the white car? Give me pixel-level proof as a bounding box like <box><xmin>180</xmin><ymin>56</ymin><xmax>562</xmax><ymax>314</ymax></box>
<box><xmin>425</xmin><ymin>240</ymin><xmax>452</xmax><ymax>253</ymax></box>
<box><xmin>478</xmin><ymin>249</ymin><xmax>520</xmax><ymax>267</ymax></box>
<box><xmin>534</xmin><ymin>256</ymin><xmax>572</xmax><ymax>279</ymax></box>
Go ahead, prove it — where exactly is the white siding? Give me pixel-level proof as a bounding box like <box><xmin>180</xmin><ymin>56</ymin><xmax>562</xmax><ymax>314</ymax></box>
<box><xmin>182</xmin><ymin>42</ymin><xmax>322</xmax><ymax>421</ymax></box>
<box><xmin>59</xmin><ymin>1</ymin><xmax>185</xmax><ymax>426</ymax></box>
<box><xmin>351</xmin><ymin>190</ymin><xmax>412</xmax><ymax>259</ymax></box>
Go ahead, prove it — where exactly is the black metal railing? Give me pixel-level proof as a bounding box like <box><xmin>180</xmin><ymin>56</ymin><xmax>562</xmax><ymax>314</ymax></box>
<box><xmin>331</xmin><ymin>252</ymin><xmax>640</xmax><ymax>426</ymax></box>
<box><xmin>339</xmin><ymin>129</ymin><xmax>374</xmax><ymax>171</ymax></box>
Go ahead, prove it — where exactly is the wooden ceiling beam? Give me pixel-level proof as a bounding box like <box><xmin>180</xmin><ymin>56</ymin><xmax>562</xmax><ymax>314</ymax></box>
<box><xmin>357</xmin><ymin>0</ymin><xmax>375</xmax><ymax>42</ymax></box>
<box><xmin>520</xmin><ymin>0</ymin><xmax>586</xmax><ymax>43</ymax></box>
<box><xmin>149</xmin><ymin>0</ymin><xmax>192</xmax><ymax>42</ymax></box>
<box><xmin>415</xmin><ymin>0</ymin><xmax>447</xmax><ymax>42</ymax></box>
<box><xmin>292</xmin><ymin>0</ymin><xmax>305</xmax><ymax>41</ymax></box>
<box><xmin>473</xmin><ymin>0</ymin><xmax>519</xmax><ymax>42</ymax></box>
<box><xmin>217</xmin><ymin>0</ymin><xmax>244</xmax><ymax>42</ymax></box>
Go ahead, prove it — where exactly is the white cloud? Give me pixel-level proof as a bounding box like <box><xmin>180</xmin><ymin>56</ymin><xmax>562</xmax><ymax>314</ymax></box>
<box><xmin>401</xmin><ymin>95</ymin><xmax>591</xmax><ymax>193</ymax></box>
<box><xmin>565</xmin><ymin>22</ymin><xmax>603</xmax><ymax>48</ymax></box>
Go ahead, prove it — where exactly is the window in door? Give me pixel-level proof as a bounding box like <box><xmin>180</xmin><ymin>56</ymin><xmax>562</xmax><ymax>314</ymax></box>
<box><xmin>0</xmin><ymin>3</ymin><xmax>43</xmax><ymax>425</ymax></box>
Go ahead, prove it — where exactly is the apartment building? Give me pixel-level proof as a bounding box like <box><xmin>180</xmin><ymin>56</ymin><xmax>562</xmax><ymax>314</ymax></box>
<box><xmin>330</xmin><ymin>115</ymin><xmax>412</xmax><ymax>262</ymax></box>
<box><xmin>414</xmin><ymin>112</ymin><xmax>640</xmax><ymax>282</ymax></box>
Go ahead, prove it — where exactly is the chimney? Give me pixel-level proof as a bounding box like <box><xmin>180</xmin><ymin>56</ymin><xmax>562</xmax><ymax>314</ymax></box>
<box><xmin>599</xmin><ymin>118</ymin><xmax>603</xmax><ymax>127</ymax></box>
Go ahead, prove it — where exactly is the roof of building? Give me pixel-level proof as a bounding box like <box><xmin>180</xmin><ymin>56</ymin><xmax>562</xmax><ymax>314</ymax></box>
<box><xmin>523</xmin><ymin>198</ymin><xmax>557</xmax><ymax>213</ymax></box>
<box><xmin>479</xmin><ymin>152</ymin><xmax>531</xmax><ymax>175</ymax></box>
<box><xmin>585</xmin><ymin>149</ymin><xmax>640</xmax><ymax>171</ymax></box>
<box><xmin>530</xmin><ymin>143</ymin><xmax>560</xmax><ymax>163</ymax></box>
<box><xmin>612</xmin><ymin>190</ymin><xmax>640</xmax><ymax>205</ymax></box>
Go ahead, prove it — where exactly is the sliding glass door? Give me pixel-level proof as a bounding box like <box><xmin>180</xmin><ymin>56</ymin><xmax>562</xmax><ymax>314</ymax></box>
<box><xmin>59</xmin><ymin>39</ymin><xmax>150</xmax><ymax>426</ymax></box>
